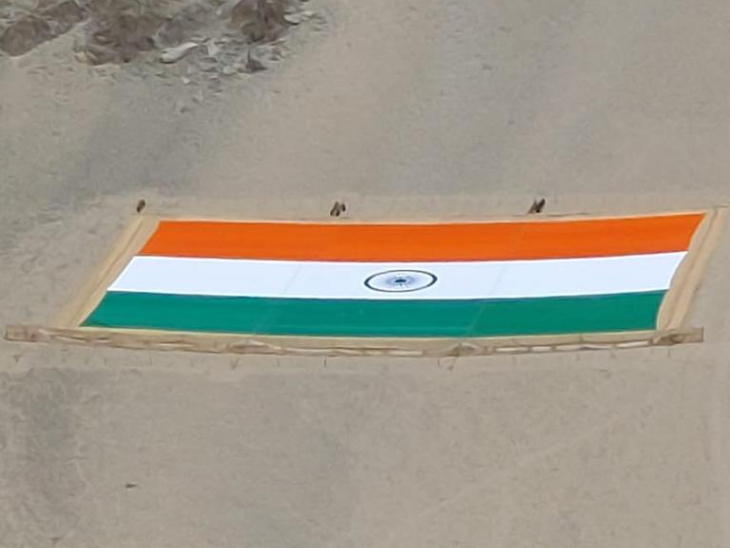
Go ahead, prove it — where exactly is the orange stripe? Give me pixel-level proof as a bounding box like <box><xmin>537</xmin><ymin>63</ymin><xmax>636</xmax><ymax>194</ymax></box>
<box><xmin>139</xmin><ymin>214</ymin><xmax>705</xmax><ymax>262</ymax></box>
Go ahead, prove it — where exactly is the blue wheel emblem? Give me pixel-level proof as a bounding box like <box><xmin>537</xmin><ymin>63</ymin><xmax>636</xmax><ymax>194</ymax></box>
<box><xmin>364</xmin><ymin>270</ymin><xmax>437</xmax><ymax>293</ymax></box>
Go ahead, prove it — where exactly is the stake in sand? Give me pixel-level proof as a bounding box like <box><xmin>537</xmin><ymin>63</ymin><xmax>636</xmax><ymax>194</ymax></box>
<box><xmin>5</xmin><ymin>210</ymin><xmax>724</xmax><ymax>356</ymax></box>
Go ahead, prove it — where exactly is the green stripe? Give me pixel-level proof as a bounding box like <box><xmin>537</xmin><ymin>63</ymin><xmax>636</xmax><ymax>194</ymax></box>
<box><xmin>82</xmin><ymin>291</ymin><xmax>665</xmax><ymax>337</ymax></box>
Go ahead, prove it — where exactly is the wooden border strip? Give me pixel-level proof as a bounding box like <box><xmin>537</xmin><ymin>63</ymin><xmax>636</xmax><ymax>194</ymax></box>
<box><xmin>142</xmin><ymin>209</ymin><xmax>707</xmax><ymax>225</ymax></box>
<box><xmin>656</xmin><ymin>207</ymin><xmax>727</xmax><ymax>330</ymax></box>
<box><xmin>5</xmin><ymin>324</ymin><xmax>704</xmax><ymax>357</ymax></box>
<box><xmin>53</xmin><ymin>216</ymin><xmax>160</xmax><ymax>328</ymax></box>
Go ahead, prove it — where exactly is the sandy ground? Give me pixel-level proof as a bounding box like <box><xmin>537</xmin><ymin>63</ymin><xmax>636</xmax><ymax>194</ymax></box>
<box><xmin>2</xmin><ymin>0</ymin><xmax>730</xmax><ymax>546</ymax></box>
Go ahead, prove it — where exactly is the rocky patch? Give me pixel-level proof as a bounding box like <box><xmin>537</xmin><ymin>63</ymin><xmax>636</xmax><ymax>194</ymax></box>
<box><xmin>0</xmin><ymin>0</ymin><xmax>321</xmax><ymax>70</ymax></box>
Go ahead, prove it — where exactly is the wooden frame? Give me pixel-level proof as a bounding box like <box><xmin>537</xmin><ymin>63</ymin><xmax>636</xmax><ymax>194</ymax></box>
<box><xmin>5</xmin><ymin>208</ymin><xmax>725</xmax><ymax>357</ymax></box>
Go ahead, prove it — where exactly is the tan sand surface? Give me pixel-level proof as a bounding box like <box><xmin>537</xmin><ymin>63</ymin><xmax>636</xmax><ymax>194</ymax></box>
<box><xmin>2</xmin><ymin>0</ymin><xmax>730</xmax><ymax>546</ymax></box>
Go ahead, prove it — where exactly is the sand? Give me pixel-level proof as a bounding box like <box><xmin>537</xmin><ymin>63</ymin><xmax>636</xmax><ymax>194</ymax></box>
<box><xmin>2</xmin><ymin>0</ymin><xmax>730</xmax><ymax>546</ymax></box>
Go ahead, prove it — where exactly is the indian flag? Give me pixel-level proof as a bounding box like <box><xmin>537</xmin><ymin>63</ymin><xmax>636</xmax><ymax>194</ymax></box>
<box><xmin>82</xmin><ymin>213</ymin><xmax>705</xmax><ymax>338</ymax></box>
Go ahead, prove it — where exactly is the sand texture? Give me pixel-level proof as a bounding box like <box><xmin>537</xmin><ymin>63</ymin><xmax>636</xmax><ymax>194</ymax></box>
<box><xmin>2</xmin><ymin>0</ymin><xmax>730</xmax><ymax>546</ymax></box>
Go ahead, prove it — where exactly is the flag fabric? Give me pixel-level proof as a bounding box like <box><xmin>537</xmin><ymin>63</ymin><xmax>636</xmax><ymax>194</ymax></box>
<box><xmin>82</xmin><ymin>214</ymin><xmax>705</xmax><ymax>338</ymax></box>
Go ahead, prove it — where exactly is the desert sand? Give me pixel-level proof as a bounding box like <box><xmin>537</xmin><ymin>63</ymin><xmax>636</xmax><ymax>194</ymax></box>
<box><xmin>2</xmin><ymin>0</ymin><xmax>730</xmax><ymax>546</ymax></box>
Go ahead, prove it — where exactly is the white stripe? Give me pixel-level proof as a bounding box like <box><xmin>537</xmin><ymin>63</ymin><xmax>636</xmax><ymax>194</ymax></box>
<box><xmin>107</xmin><ymin>253</ymin><xmax>686</xmax><ymax>300</ymax></box>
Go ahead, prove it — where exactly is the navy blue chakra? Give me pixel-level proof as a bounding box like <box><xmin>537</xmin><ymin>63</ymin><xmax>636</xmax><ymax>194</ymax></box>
<box><xmin>364</xmin><ymin>270</ymin><xmax>437</xmax><ymax>293</ymax></box>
